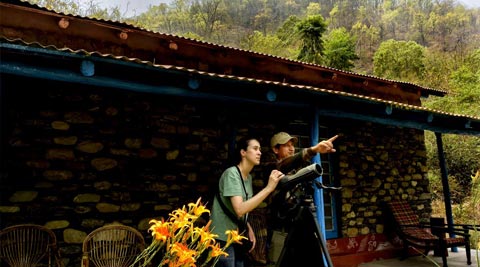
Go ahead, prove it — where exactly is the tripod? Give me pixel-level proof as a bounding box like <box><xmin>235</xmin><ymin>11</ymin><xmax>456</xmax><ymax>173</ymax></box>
<box><xmin>269</xmin><ymin>164</ymin><xmax>339</xmax><ymax>267</ymax></box>
<box><xmin>275</xmin><ymin>193</ymin><xmax>334</xmax><ymax>267</ymax></box>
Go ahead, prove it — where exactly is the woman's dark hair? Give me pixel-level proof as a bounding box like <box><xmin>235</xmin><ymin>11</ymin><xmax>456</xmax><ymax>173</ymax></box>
<box><xmin>232</xmin><ymin>136</ymin><xmax>257</xmax><ymax>164</ymax></box>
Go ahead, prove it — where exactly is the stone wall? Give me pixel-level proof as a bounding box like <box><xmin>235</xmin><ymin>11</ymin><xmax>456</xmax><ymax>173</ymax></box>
<box><xmin>0</xmin><ymin>81</ymin><xmax>431</xmax><ymax>266</ymax></box>
<box><xmin>0</xmin><ymin>83</ymin><xmax>299</xmax><ymax>265</ymax></box>
<box><xmin>332</xmin><ymin>121</ymin><xmax>431</xmax><ymax>238</ymax></box>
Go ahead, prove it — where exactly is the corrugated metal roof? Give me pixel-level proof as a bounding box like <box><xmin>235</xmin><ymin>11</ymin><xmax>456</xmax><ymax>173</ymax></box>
<box><xmin>1</xmin><ymin>0</ymin><xmax>479</xmax><ymax>135</ymax></box>
<box><xmin>1</xmin><ymin>36</ymin><xmax>477</xmax><ymax>123</ymax></box>
<box><xmin>1</xmin><ymin>0</ymin><xmax>448</xmax><ymax>97</ymax></box>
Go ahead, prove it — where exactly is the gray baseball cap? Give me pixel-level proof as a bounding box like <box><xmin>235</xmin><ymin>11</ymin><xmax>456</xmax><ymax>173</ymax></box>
<box><xmin>270</xmin><ymin>132</ymin><xmax>298</xmax><ymax>148</ymax></box>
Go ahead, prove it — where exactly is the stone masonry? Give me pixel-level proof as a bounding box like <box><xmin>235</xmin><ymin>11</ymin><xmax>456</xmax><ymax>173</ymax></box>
<box><xmin>0</xmin><ymin>84</ymin><xmax>431</xmax><ymax>266</ymax></box>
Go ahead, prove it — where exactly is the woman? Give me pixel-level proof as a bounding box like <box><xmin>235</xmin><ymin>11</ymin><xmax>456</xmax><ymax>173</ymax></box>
<box><xmin>211</xmin><ymin>137</ymin><xmax>284</xmax><ymax>267</ymax></box>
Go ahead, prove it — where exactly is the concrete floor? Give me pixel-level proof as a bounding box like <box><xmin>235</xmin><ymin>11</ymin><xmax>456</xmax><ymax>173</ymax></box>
<box><xmin>358</xmin><ymin>248</ymin><xmax>478</xmax><ymax>267</ymax></box>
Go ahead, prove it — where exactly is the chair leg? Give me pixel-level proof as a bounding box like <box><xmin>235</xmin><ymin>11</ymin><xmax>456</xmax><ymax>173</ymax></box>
<box><xmin>465</xmin><ymin>241</ymin><xmax>471</xmax><ymax>265</ymax></box>
<box><xmin>439</xmin><ymin>241</ymin><xmax>448</xmax><ymax>267</ymax></box>
<box><xmin>423</xmin><ymin>246</ymin><xmax>430</xmax><ymax>257</ymax></box>
<box><xmin>400</xmin><ymin>243</ymin><xmax>409</xmax><ymax>261</ymax></box>
<box><xmin>441</xmin><ymin>253</ymin><xmax>448</xmax><ymax>267</ymax></box>
<box><xmin>81</xmin><ymin>255</ymin><xmax>89</xmax><ymax>267</ymax></box>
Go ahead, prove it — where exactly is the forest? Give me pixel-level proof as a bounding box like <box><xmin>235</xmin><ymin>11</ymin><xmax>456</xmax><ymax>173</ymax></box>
<box><xmin>26</xmin><ymin>0</ymin><xmax>479</xmax><ymax>238</ymax></box>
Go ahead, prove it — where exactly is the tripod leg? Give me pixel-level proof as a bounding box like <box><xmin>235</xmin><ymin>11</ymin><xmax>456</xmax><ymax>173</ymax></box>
<box><xmin>275</xmin><ymin>206</ymin><xmax>308</xmax><ymax>267</ymax></box>
<box><xmin>274</xmin><ymin>227</ymin><xmax>293</xmax><ymax>267</ymax></box>
<box><xmin>308</xmin><ymin>208</ymin><xmax>334</xmax><ymax>267</ymax></box>
<box><xmin>275</xmin><ymin>206</ymin><xmax>333</xmax><ymax>267</ymax></box>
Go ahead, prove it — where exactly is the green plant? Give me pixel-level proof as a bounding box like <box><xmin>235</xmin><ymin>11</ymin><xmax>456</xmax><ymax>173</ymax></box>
<box><xmin>469</xmin><ymin>170</ymin><xmax>479</xmax><ymax>266</ymax></box>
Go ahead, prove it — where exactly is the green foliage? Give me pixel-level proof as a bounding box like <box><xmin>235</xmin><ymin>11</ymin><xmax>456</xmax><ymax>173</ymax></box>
<box><xmin>423</xmin><ymin>49</ymin><xmax>480</xmax><ymax>204</ymax></box>
<box><xmin>431</xmin><ymin>183</ymin><xmax>480</xmax><ymax>249</ymax></box>
<box><xmin>373</xmin><ymin>39</ymin><xmax>425</xmax><ymax>80</ymax></box>
<box><xmin>424</xmin><ymin>49</ymin><xmax>480</xmax><ymax>117</ymax></box>
<box><xmin>305</xmin><ymin>2</ymin><xmax>321</xmax><ymax>16</ymax></box>
<box><xmin>322</xmin><ymin>27</ymin><xmax>359</xmax><ymax>71</ymax></box>
<box><xmin>422</xmin><ymin>49</ymin><xmax>457</xmax><ymax>90</ymax></box>
<box><xmin>425</xmin><ymin>131</ymin><xmax>480</xmax><ymax>203</ymax></box>
<box><xmin>326</xmin><ymin>2</ymin><xmax>358</xmax><ymax>30</ymax></box>
<box><xmin>425</xmin><ymin>3</ymin><xmax>474</xmax><ymax>54</ymax></box>
<box><xmin>351</xmin><ymin>22</ymin><xmax>380</xmax><ymax>73</ymax></box>
<box><xmin>295</xmin><ymin>15</ymin><xmax>328</xmax><ymax>64</ymax></box>
<box><xmin>240</xmin><ymin>31</ymin><xmax>297</xmax><ymax>59</ymax></box>
<box><xmin>27</xmin><ymin>0</ymin><xmax>80</xmax><ymax>14</ymax></box>
<box><xmin>134</xmin><ymin>4</ymin><xmax>170</xmax><ymax>33</ymax></box>
<box><xmin>276</xmin><ymin>15</ymin><xmax>301</xmax><ymax>45</ymax></box>
<box><xmin>190</xmin><ymin>0</ymin><xmax>228</xmax><ymax>38</ymax></box>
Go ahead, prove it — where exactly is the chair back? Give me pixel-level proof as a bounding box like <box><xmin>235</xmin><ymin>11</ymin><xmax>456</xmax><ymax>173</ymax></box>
<box><xmin>82</xmin><ymin>224</ymin><xmax>145</xmax><ymax>267</ymax></box>
<box><xmin>0</xmin><ymin>224</ymin><xmax>61</xmax><ymax>267</ymax></box>
<box><xmin>248</xmin><ymin>210</ymin><xmax>268</xmax><ymax>265</ymax></box>
<box><xmin>385</xmin><ymin>200</ymin><xmax>472</xmax><ymax>266</ymax></box>
<box><xmin>387</xmin><ymin>200</ymin><xmax>420</xmax><ymax>226</ymax></box>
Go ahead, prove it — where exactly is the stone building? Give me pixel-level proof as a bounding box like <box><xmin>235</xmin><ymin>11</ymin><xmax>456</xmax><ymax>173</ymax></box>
<box><xmin>1</xmin><ymin>1</ymin><xmax>479</xmax><ymax>266</ymax></box>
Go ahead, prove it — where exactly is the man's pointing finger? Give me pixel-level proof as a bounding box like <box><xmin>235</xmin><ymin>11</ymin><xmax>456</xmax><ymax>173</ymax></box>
<box><xmin>327</xmin><ymin>135</ymin><xmax>339</xmax><ymax>142</ymax></box>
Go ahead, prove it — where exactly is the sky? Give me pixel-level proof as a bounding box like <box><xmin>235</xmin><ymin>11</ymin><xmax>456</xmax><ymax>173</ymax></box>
<box><xmin>94</xmin><ymin>0</ymin><xmax>169</xmax><ymax>17</ymax></box>
<box><xmin>95</xmin><ymin>0</ymin><xmax>480</xmax><ymax>17</ymax></box>
<box><xmin>457</xmin><ymin>0</ymin><xmax>480</xmax><ymax>8</ymax></box>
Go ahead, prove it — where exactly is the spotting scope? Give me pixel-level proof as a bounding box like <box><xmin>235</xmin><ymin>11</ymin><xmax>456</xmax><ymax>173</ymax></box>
<box><xmin>278</xmin><ymin>163</ymin><xmax>323</xmax><ymax>192</ymax></box>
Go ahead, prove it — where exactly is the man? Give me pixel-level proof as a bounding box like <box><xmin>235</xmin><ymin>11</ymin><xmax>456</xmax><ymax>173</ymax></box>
<box><xmin>266</xmin><ymin>132</ymin><xmax>339</xmax><ymax>265</ymax></box>
<box><xmin>270</xmin><ymin>131</ymin><xmax>338</xmax><ymax>175</ymax></box>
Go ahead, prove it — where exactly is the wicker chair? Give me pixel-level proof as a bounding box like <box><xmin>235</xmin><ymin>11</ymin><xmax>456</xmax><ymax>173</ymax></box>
<box><xmin>82</xmin><ymin>224</ymin><xmax>146</xmax><ymax>267</ymax></box>
<box><xmin>386</xmin><ymin>200</ymin><xmax>471</xmax><ymax>267</ymax></box>
<box><xmin>248</xmin><ymin>209</ymin><xmax>268</xmax><ymax>265</ymax></box>
<box><xmin>0</xmin><ymin>224</ymin><xmax>62</xmax><ymax>267</ymax></box>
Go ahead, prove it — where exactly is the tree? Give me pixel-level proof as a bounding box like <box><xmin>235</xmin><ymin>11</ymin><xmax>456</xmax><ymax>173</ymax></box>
<box><xmin>425</xmin><ymin>0</ymin><xmax>473</xmax><ymax>55</ymax></box>
<box><xmin>276</xmin><ymin>15</ymin><xmax>300</xmax><ymax>44</ymax></box>
<box><xmin>253</xmin><ymin>6</ymin><xmax>273</xmax><ymax>35</ymax></box>
<box><xmin>351</xmin><ymin>22</ymin><xmax>380</xmax><ymax>73</ymax></box>
<box><xmin>28</xmin><ymin>0</ymin><xmax>80</xmax><ymax>15</ymax></box>
<box><xmin>322</xmin><ymin>27</ymin><xmax>359</xmax><ymax>71</ymax></box>
<box><xmin>296</xmin><ymin>15</ymin><xmax>327</xmax><ymax>64</ymax></box>
<box><xmin>424</xmin><ymin>49</ymin><xmax>480</xmax><ymax>118</ymax></box>
<box><xmin>373</xmin><ymin>39</ymin><xmax>425</xmax><ymax>81</ymax></box>
<box><xmin>305</xmin><ymin>2</ymin><xmax>321</xmax><ymax>16</ymax></box>
<box><xmin>190</xmin><ymin>0</ymin><xmax>227</xmax><ymax>39</ymax></box>
<box><xmin>135</xmin><ymin>4</ymin><xmax>171</xmax><ymax>33</ymax></box>
<box><xmin>424</xmin><ymin>48</ymin><xmax>480</xmax><ymax>203</ymax></box>
<box><xmin>240</xmin><ymin>31</ymin><xmax>296</xmax><ymax>59</ymax></box>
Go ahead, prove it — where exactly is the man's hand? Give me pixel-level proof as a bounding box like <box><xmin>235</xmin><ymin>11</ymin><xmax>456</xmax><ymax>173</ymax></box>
<box><xmin>315</xmin><ymin>135</ymin><xmax>338</xmax><ymax>154</ymax></box>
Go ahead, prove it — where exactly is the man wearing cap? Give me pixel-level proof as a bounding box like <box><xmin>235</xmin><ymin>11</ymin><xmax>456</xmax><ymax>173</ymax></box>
<box><xmin>270</xmin><ymin>132</ymin><xmax>338</xmax><ymax>175</ymax></box>
<box><xmin>266</xmin><ymin>132</ymin><xmax>338</xmax><ymax>264</ymax></box>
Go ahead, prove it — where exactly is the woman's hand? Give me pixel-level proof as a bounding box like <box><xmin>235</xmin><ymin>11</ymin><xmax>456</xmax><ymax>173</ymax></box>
<box><xmin>266</xmin><ymin>169</ymin><xmax>284</xmax><ymax>192</ymax></box>
<box><xmin>247</xmin><ymin>222</ymin><xmax>256</xmax><ymax>252</ymax></box>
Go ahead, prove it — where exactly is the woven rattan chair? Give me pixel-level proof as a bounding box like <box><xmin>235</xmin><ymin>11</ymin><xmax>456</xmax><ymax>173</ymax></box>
<box><xmin>386</xmin><ymin>200</ymin><xmax>471</xmax><ymax>267</ymax></box>
<box><xmin>248</xmin><ymin>209</ymin><xmax>268</xmax><ymax>265</ymax></box>
<box><xmin>0</xmin><ymin>224</ymin><xmax>62</xmax><ymax>267</ymax></box>
<box><xmin>81</xmin><ymin>224</ymin><xmax>146</xmax><ymax>267</ymax></box>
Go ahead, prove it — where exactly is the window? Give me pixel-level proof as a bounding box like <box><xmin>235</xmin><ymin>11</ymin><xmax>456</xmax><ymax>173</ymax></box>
<box><xmin>320</xmin><ymin>159</ymin><xmax>339</xmax><ymax>239</ymax></box>
<box><xmin>297</xmin><ymin>132</ymin><xmax>339</xmax><ymax>239</ymax></box>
